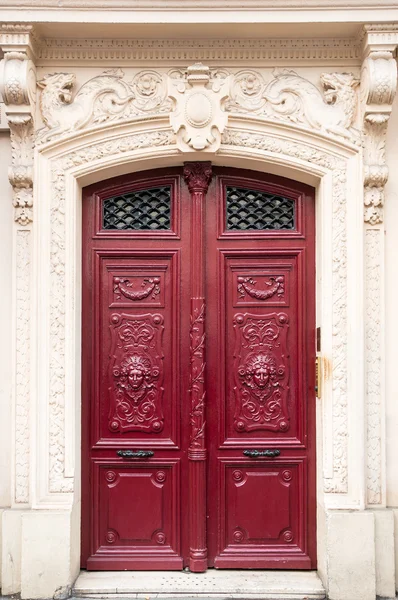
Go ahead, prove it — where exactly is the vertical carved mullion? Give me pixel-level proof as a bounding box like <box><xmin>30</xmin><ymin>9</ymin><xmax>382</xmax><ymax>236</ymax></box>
<box><xmin>183</xmin><ymin>161</ymin><xmax>212</xmax><ymax>572</ymax></box>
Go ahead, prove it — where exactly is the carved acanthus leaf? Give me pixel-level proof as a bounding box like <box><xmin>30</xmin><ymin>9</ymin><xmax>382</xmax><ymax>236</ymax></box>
<box><xmin>361</xmin><ymin>34</ymin><xmax>398</xmax><ymax>224</ymax></box>
<box><xmin>0</xmin><ymin>33</ymin><xmax>36</xmax><ymax>225</ymax></box>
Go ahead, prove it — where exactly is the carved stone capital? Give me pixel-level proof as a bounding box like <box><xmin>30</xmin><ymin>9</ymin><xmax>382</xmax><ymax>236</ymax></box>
<box><xmin>0</xmin><ymin>24</ymin><xmax>37</xmax><ymax>225</ymax></box>
<box><xmin>361</xmin><ymin>25</ymin><xmax>398</xmax><ymax>224</ymax></box>
<box><xmin>183</xmin><ymin>162</ymin><xmax>213</xmax><ymax>194</ymax></box>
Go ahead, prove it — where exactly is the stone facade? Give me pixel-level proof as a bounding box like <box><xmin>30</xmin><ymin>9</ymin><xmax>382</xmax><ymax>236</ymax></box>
<box><xmin>0</xmin><ymin>5</ymin><xmax>397</xmax><ymax>600</ymax></box>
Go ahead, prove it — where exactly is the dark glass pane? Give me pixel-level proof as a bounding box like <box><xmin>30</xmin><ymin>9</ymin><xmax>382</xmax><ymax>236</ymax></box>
<box><xmin>103</xmin><ymin>186</ymin><xmax>171</xmax><ymax>230</ymax></box>
<box><xmin>226</xmin><ymin>186</ymin><xmax>295</xmax><ymax>231</ymax></box>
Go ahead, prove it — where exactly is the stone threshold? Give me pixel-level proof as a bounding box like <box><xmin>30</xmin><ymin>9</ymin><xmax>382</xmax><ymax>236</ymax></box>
<box><xmin>73</xmin><ymin>570</ymin><xmax>326</xmax><ymax>599</ymax></box>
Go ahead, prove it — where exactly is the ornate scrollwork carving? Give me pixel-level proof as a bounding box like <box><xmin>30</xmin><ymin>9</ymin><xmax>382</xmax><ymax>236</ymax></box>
<box><xmin>109</xmin><ymin>313</ymin><xmax>164</xmax><ymax>433</ymax></box>
<box><xmin>226</xmin><ymin>68</ymin><xmax>359</xmax><ymax>141</ymax></box>
<box><xmin>189</xmin><ymin>302</ymin><xmax>206</xmax><ymax>449</ymax></box>
<box><xmin>237</xmin><ymin>276</ymin><xmax>284</xmax><ymax>301</ymax></box>
<box><xmin>113</xmin><ymin>277</ymin><xmax>160</xmax><ymax>302</ymax></box>
<box><xmin>0</xmin><ymin>34</ymin><xmax>36</xmax><ymax>225</ymax></box>
<box><xmin>35</xmin><ymin>63</ymin><xmax>362</xmax><ymax>151</ymax></box>
<box><xmin>37</xmin><ymin>68</ymin><xmax>171</xmax><ymax>143</ymax></box>
<box><xmin>361</xmin><ymin>28</ymin><xmax>398</xmax><ymax>224</ymax></box>
<box><xmin>233</xmin><ymin>313</ymin><xmax>289</xmax><ymax>433</ymax></box>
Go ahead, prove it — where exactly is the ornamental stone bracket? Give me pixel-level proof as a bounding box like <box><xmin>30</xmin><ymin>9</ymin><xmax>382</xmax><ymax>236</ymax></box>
<box><xmin>0</xmin><ymin>24</ymin><xmax>37</xmax><ymax>225</ymax></box>
<box><xmin>361</xmin><ymin>24</ymin><xmax>398</xmax><ymax>225</ymax></box>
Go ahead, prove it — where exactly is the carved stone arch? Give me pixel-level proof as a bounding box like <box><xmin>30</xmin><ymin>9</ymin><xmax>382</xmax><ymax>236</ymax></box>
<box><xmin>31</xmin><ymin>115</ymin><xmax>364</xmax><ymax>513</ymax></box>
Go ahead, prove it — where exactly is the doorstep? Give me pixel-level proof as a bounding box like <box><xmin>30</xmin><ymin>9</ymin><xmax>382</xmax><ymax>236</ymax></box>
<box><xmin>73</xmin><ymin>570</ymin><xmax>326</xmax><ymax>599</ymax></box>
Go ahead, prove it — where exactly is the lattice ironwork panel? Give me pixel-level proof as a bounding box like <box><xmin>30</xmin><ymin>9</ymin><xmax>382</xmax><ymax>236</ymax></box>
<box><xmin>226</xmin><ymin>186</ymin><xmax>295</xmax><ymax>231</ymax></box>
<box><xmin>103</xmin><ymin>186</ymin><xmax>171</xmax><ymax>230</ymax></box>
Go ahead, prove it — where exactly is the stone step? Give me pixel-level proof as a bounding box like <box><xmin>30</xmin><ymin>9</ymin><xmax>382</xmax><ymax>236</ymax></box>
<box><xmin>73</xmin><ymin>570</ymin><xmax>326</xmax><ymax>600</ymax></box>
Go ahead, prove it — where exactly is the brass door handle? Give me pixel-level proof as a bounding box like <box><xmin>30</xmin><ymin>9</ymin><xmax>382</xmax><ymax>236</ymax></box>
<box><xmin>243</xmin><ymin>449</ymin><xmax>281</xmax><ymax>458</ymax></box>
<box><xmin>117</xmin><ymin>450</ymin><xmax>154</xmax><ymax>458</ymax></box>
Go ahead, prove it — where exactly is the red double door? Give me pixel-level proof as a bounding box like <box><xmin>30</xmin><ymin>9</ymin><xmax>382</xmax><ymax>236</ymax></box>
<box><xmin>81</xmin><ymin>164</ymin><xmax>316</xmax><ymax>571</ymax></box>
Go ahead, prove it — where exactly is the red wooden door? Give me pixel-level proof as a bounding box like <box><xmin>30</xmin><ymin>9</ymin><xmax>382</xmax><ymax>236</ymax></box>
<box><xmin>206</xmin><ymin>168</ymin><xmax>316</xmax><ymax>568</ymax></box>
<box><xmin>81</xmin><ymin>165</ymin><xmax>316</xmax><ymax>571</ymax></box>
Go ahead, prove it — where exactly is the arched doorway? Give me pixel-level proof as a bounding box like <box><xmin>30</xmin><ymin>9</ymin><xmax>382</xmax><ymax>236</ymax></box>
<box><xmin>80</xmin><ymin>164</ymin><xmax>316</xmax><ymax>572</ymax></box>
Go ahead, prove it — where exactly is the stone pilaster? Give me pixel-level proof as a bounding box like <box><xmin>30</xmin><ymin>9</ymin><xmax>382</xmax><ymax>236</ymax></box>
<box><xmin>361</xmin><ymin>24</ymin><xmax>398</xmax><ymax>506</ymax></box>
<box><xmin>0</xmin><ymin>24</ymin><xmax>37</xmax><ymax>505</ymax></box>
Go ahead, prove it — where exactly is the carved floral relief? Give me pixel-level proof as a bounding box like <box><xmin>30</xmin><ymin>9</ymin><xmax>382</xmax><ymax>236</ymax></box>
<box><xmin>237</xmin><ymin>275</ymin><xmax>285</xmax><ymax>301</ymax></box>
<box><xmin>233</xmin><ymin>312</ymin><xmax>289</xmax><ymax>432</ymax></box>
<box><xmin>113</xmin><ymin>276</ymin><xmax>161</xmax><ymax>303</ymax></box>
<box><xmin>108</xmin><ymin>313</ymin><xmax>164</xmax><ymax>433</ymax></box>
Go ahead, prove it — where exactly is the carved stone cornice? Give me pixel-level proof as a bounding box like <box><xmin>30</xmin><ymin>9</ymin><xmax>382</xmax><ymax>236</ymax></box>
<box><xmin>361</xmin><ymin>25</ymin><xmax>398</xmax><ymax>224</ymax></box>
<box><xmin>36</xmin><ymin>37</ymin><xmax>361</xmax><ymax>65</ymax></box>
<box><xmin>0</xmin><ymin>24</ymin><xmax>37</xmax><ymax>225</ymax></box>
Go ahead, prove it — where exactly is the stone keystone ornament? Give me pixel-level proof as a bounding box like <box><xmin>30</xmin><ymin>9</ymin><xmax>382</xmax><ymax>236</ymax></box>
<box><xmin>168</xmin><ymin>63</ymin><xmax>230</xmax><ymax>152</ymax></box>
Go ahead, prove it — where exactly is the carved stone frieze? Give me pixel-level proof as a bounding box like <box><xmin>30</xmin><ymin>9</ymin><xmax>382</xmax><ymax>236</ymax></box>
<box><xmin>226</xmin><ymin>69</ymin><xmax>359</xmax><ymax>141</ymax></box>
<box><xmin>37</xmin><ymin>69</ymin><xmax>171</xmax><ymax>143</ymax></box>
<box><xmin>36</xmin><ymin>64</ymin><xmax>361</xmax><ymax>149</ymax></box>
<box><xmin>361</xmin><ymin>27</ymin><xmax>398</xmax><ymax>224</ymax></box>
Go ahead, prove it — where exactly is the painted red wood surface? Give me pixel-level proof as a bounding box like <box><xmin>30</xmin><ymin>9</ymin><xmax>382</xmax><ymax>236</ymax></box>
<box><xmin>81</xmin><ymin>165</ymin><xmax>316</xmax><ymax>570</ymax></box>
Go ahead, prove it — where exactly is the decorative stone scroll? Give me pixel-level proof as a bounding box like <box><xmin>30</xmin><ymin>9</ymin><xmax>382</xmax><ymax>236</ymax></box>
<box><xmin>226</xmin><ymin>68</ymin><xmax>359</xmax><ymax>141</ymax></box>
<box><xmin>36</xmin><ymin>64</ymin><xmax>360</xmax><ymax>150</ymax></box>
<box><xmin>361</xmin><ymin>26</ymin><xmax>398</xmax><ymax>224</ymax></box>
<box><xmin>37</xmin><ymin>69</ymin><xmax>171</xmax><ymax>143</ymax></box>
<box><xmin>0</xmin><ymin>25</ymin><xmax>36</xmax><ymax>225</ymax></box>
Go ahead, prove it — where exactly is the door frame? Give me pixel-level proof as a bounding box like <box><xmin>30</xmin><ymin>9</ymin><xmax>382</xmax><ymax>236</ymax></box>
<box><xmin>31</xmin><ymin>118</ymin><xmax>365</xmax><ymax>585</ymax></box>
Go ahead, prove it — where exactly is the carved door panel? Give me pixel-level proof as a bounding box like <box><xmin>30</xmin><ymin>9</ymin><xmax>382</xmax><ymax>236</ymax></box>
<box><xmin>81</xmin><ymin>170</ymin><xmax>192</xmax><ymax>570</ymax></box>
<box><xmin>206</xmin><ymin>169</ymin><xmax>316</xmax><ymax>569</ymax></box>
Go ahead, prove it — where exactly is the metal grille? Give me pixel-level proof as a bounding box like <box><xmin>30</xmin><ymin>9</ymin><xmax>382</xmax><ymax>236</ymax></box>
<box><xmin>226</xmin><ymin>186</ymin><xmax>295</xmax><ymax>231</ymax></box>
<box><xmin>103</xmin><ymin>186</ymin><xmax>171</xmax><ymax>230</ymax></box>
